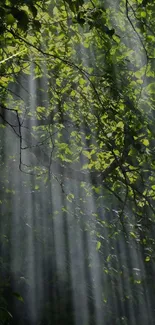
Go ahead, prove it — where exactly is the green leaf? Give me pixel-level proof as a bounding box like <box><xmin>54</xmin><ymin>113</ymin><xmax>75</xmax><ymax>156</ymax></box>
<box><xmin>6</xmin><ymin>14</ymin><xmax>16</xmax><ymax>25</ymax></box>
<box><xmin>93</xmin><ymin>186</ymin><xmax>100</xmax><ymax>194</ymax></box>
<box><xmin>82</xmin><ymin>150</ymin><xmax>91</xmax><ymax>159</ymax></box>
<box><xmin>79</xmin><ymin>78</ymin><xmax>86</xmax><ymax>86</ymax></box>
<box><xmin>141</xmin><ymin>11</ymin><xmax>146</xmax><ymax>18</ymax></box>
<box><xmin>53</xmin><ymin>6</ymin><xmax>59</xmax><ymax>16</ymax></box>
<box><xmin>145</xmin><ymin>256</ymin><xmax>150</xmax><ymax>262</ymax></box>
<box><xmin>96</xmin><ymin>241</ymin><xmax>101</xmax><ymax>251</ymax></box>
<box><xmin>142</xmin><ymin>139</ymin><xmax>149</xmax><ymax>146</ymax></box>
<box><xmin>36</xmin><ymin>106</ymin><xmax>46</xmax><ymax>113</ymax></box>
<box><xmin>106</xmin><ymin>255</ymin><xmax>111</xmax><ymax>262</ymax></box>
<box><xmin>130</xmin><ymin>232</ymin><xmax>137</xmax><ymax>239</ymax></box>
<box><xmin>117</xmin><ymin>121</ymin><xmax>124</xmax><ymax>129</ymax></box>
<box><xmin>67</xmin><ymin>193</ymin><xmax>74</xmax><ymax>202</ymax></box>
<box><xmin>12</xmin><ymin>292</ymin><xmax>24</xmax><ymax>302</ymax></box>
<box><xmin>134</xmin><ymin>279</ymin><xmax>141</xmax><ymax>284</ymax></box>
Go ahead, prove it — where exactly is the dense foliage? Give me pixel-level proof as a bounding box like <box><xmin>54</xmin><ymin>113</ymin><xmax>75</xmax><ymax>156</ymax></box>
<box><xmin>1</xmin><ymin>0</ymin><xmax>155</xmax><ymax>324</ymax></box>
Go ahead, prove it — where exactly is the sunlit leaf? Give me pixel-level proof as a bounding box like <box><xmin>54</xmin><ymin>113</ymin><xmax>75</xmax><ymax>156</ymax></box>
<box><xmin>130</xmin><ymin>232</ymin><xmax>137</xmax><ymax>239</ymax></box>
<box><xmin>96</xmin><ymin>241</ymin><xmax>101</xmax><ymax>251</ymax></box>
<box><xmin>67</xmin><ymin>193</ymin><xmax>74</xmax><ymax>202</ymax></box>
<box><xmin>142</xmin><ymin>139</ymin><xmax>149</xmax><ymax>146</ymax></box>
<box><xmin>141</xmin><ymin>11</ymin><xmax>146</xmax><ymax>18</ymax></box>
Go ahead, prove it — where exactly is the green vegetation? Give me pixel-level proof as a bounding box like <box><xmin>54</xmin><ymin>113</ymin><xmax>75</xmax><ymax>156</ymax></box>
<box><xmin>1</xmin><ymin>0</ymin><xmax>155</xmax><ymax>324</ymax></box>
